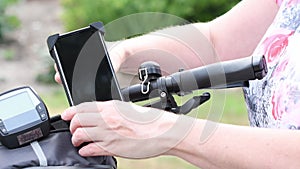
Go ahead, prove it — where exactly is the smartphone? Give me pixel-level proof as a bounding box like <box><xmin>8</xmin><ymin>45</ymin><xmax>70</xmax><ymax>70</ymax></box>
<box><xmin>47</xmin><ymin>22</ymin><xmax>123</xmax><ymax>106</ymax></box>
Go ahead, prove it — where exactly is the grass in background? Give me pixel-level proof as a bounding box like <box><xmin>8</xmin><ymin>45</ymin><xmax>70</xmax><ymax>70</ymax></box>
<box><xmin>188</xmin><ymin>88</ymin><xmax>249</xmax><ymax>125</ymax></box>
<box><xmin>39</xmin><ymin>87</ymin><xmax>69</xmax><ymax>116</ymax></box>
<box><xmin>41</xmin><ymin>87</ymin><xmax>248</xmax><ymax>169</ymax></box>
<box><xmin>118</xmin><ymin>156</ymin><xmax>197</xmax><ymax>169</ymax></box>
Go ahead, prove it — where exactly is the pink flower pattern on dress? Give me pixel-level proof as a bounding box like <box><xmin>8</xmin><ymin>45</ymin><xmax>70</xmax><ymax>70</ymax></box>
<box><xmin>286</xmin><ymin>0</ymin><xmax>300</xmax><ymax>6</ymax></box>
<box><xmin>262</xmin><ymin>31</ymin><xmax>293</xmax><ymax>65</ymax></box>
<box><xmin>276</xmin><ymin>0</ymin><xmax>284</xmax><ymax>6</ymax></box>
<box><xmin>271</xmin><ymin>82</ymin><xmax>289</xmax><ymax>120</ymax></box>
<box><xmin>244</xmin><ymin>0</ymin><xmax>300</xmax><ymax>129</ymax></box>
<box><xmin>272</xmin><ymin>52</ymin><xmax>290</xmax><ymax>77</ymax></box>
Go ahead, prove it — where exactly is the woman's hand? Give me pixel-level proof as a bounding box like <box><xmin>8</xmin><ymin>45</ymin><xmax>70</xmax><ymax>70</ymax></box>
<box><xmin>54</xmin><ymin>64</ymin><xmax>62</xmax><ymax>84</ymax></box>
<box><xmin>61</xmin><ymin>100</ymin><xmax>193</xmax><ymax>159</ymax></box>
<box><xmin>106</xmin><ymin>41</ymin><xmax>128</xmax><ymax>72</ymax></box>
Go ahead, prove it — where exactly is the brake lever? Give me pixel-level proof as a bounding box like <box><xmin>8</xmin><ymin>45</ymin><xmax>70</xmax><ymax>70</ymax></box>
<box><xmin>174</xmin><ymin>92</ymin><xmax>210</xmax><ymax>114</ymax></box>
<box><xmin>143</xmin><ymin>92</ymin><xmax>210</xmax><ymax>114</ymax></box>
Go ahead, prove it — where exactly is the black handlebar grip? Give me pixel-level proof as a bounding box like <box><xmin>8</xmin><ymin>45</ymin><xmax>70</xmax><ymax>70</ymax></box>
<box><xmin>165</xmin><ymin>55</ymin><xmax>267</xmax><ymax>93</ymax></box>
<box><xmin>121</xmin><ymin>55</ymin><xmax>267</xmax><ymax>102</ymax></box>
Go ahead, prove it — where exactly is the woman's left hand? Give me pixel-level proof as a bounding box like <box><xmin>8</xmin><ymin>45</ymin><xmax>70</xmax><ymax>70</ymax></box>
<box><xmin>61</xmin><ymin>100</ymin><xmax>189</xmax><ymax>159</ymax></box>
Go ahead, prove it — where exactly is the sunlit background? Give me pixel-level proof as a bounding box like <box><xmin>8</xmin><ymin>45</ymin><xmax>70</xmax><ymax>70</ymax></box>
<box><xmin>0</xmin><ymin>0</ymin><xmax>245</xmax><ymax>168</ymax></box>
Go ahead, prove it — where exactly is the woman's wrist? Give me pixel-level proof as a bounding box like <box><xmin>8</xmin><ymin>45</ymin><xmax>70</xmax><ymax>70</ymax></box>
<box><xmin>161</xmin><ymin>115</ymin><xmax>203</xmax><ymax>156</ymax></box>
<box><xmin>107</xmin><ymin>40</ymin><xmax>131</xmax><ymax>71</ymax></box>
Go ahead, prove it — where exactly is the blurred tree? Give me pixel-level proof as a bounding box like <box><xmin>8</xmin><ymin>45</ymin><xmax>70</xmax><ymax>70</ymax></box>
<box><xmin>61</xmin><ymin>0</ymin><xmax>240</xmax><ymax>38</ymax></box>
<box><xmin>0</xmin><ymin>0</ymin><xmax>20</xmax><ymax>42</ymax></box>
<box><xmin>42</xmin><ymin>0</ymin><xmax>241</xmax><ymax>84</ymax></box>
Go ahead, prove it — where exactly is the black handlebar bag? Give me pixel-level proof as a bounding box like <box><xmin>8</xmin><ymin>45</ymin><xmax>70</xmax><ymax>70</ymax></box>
<box><xmin>0</xmin><ymin>116</ymin><xmax>117</xmax><ymax>169</ymax></box>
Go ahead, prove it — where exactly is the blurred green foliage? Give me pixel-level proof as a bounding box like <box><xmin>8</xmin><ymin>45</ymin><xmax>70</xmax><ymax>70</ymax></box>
<box><xmin>0</xmin><ymin>0</ymin><xmax>20</xmax><ymax>42</ymax></box>
<box><xmin>61</xmin><ymin>0</ymin><xmax>240</xmax><ymax>32</ymax></box>
<box><xmin>36</xmin><ymin>64</ymin><xmax>57</xmax><ymax>84</ymax></box>
<box><xmin>41</xmin><ymin>0</ymin><xmax>240</xmax><ymax>84</ymax></box>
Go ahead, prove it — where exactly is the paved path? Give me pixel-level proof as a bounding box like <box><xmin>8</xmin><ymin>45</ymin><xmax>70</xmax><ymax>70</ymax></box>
<box><xmin>0</xmin><ymin>0</ymin><xmax>63</xmax><ymax>93</ymax></box>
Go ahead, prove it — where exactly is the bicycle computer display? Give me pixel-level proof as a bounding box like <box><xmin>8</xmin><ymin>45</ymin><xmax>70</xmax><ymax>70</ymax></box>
<box><xmin>0</xmin><ymin>86</ymin><xmax>50</xmax><ymax>149</ymax></box>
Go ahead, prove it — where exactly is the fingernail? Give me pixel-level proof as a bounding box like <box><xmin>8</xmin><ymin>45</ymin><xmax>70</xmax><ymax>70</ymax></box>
<box><xmin>61</xmin><ymin>107</ymin><xmax>71</xmax><ymax>119</ymax></box>
<box><xmin>79</xmin><ymin>147</ymin><xmax>89</xmax><ymax>157</ymax></box>
<box><xmin>61</xmin><ymin>111</ymin><xmax>67</xmax><ymax>120</ymax></box>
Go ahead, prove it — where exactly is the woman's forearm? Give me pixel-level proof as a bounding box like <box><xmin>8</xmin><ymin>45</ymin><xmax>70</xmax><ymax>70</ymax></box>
<box><xmin>167</xmin><ymin>119</ymin><xmax>300</xmax><ymax>169</ymax></box>
<box><xmin>115</xmin><ymin>23</ymin><xmax>214</xmax><ymax>75</ymax></box>
<box><xmin>111</xmin><ymin>0</ymin><xmax>278</xmax><ymax>75</ymax></box>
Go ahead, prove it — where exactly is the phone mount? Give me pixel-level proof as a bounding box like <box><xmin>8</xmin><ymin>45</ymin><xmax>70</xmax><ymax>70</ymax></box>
<box><xmin>121</xmin><ymin>55</ymin><xmax>268</xmax><ymax>114</ymax></box>
<box><xmin>47</xmin><ymin>22</ymin><xmax>105</xmax><ymax>53</ymax></box>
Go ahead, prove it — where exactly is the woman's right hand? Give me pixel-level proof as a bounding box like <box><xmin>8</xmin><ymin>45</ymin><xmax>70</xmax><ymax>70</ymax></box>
<box><xmin>106</xmin><ymin>41</ymin><xmax>128</xmax><ymax>72</ymax></box>
<box><xmin>54</xmin><ymin>64</ymin><xmax>62</xmax><ymax>84</ymax></box>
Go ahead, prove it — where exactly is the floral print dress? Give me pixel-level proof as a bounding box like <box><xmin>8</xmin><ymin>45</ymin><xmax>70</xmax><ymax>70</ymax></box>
<box><xmin>244</xmin><ymin>0</ymin><xmax>300</xmax><ymax>129</ymax></box>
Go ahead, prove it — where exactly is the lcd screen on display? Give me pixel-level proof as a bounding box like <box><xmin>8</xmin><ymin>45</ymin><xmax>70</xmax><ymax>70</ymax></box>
<box><xmin>0</xmin><ymin>92</ymin><xmax>33</xmax><ymax>120</ymax></box>
<box><xmin>0</xmin><ymin>92</ymin><xmax>39</xmax><ymax>132</ymax></box>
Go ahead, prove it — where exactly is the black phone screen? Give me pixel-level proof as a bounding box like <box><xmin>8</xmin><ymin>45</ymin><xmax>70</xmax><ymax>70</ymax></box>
<box><xmin>54</xmin><ymin>28</ymin><xmax>122</xmax><ymax>105</ymax></box>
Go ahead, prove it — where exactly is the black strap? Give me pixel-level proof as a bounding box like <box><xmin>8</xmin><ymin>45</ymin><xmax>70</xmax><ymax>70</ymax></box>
<box><xmin>50</xmin><ymin>115</ymin><xmax>70</xmax><ymax>132</ymax></box>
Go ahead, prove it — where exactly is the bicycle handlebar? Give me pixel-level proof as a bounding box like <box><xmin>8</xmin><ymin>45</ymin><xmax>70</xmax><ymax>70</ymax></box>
<box><xmin>121</xmin><ymin>55</ymin><xmax>267</xmax><ymax>102</ymax></box>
